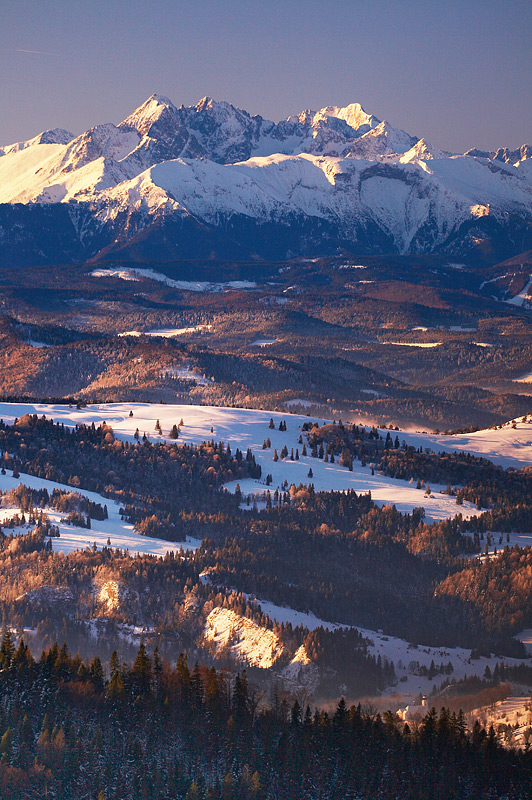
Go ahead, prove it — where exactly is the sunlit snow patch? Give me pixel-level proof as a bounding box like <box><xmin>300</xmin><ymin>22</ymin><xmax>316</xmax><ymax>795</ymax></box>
<box><xmin>203</xmin><ymin>607</ymin><xmax>283</xmax><ymax>669</ymax></box>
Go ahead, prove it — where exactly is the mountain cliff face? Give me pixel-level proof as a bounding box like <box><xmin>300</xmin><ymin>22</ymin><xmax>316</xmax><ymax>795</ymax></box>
<box><xmin>1</xmin><ymin>94</ymin><xmax>531</xmax><ymax>265</ymax></box>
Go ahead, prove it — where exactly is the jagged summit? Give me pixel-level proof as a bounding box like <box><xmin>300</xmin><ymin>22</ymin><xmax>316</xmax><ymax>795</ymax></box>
<box><xmin>319</xmin><ymin>102</ymin><xmax>380</xmax><ymax>132</ymax></box>
<box><xmin>0</xmin><ymin>127</ymin><xmax>74</xmax><ymax>157</ymax></box>
<box><xmin>119</xmin><ymin>94</ymin><xmax>178</xmax><ymax>136</ymax></box>
<box><xmin>0</xmin><ymin>93</ymin><xmax>531</xmax><ymax>265</ymax></box>
<box><xmin>465</xmin><ymin>144</ymin><xmax>532</xmax><ymax>166</ymax></box>
<box><xmin>36</xmin><ymin>128</ymin><xmax>75</xmax><ymax>146</ymax></box>
<box><xmin>194</xmin><ymin>96</ymin><xmax>244</xmax><ymax>114</ymax></box>
<box><xmin>400</xmin><ymin>137</ymin><xmax>449</xmax><ymax>162</ymax></box>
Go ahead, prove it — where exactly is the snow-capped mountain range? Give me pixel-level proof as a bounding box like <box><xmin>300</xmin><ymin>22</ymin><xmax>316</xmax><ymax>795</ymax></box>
<box><xmin>1</xmin><ymin>94</ymin><xmax>531</xmax><ymax>264</ymax></box>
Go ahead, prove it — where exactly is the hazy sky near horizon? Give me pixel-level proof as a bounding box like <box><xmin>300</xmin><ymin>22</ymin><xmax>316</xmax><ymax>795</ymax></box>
<box><xmin>1</xmin><ymin>0</ymin><xmax>531</xmax><ymax>152</ymax></box>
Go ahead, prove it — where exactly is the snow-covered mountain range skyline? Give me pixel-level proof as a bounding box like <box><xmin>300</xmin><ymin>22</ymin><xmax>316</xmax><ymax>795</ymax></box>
<box><xmin>1</xmin><ymin>93</ymin><xmax>531</xmax><ymax>265</ymax></box>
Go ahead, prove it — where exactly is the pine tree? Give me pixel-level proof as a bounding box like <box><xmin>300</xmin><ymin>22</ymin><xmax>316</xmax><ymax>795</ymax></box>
<box><xmin>232</xmin><ymin>672</ymin><xmax>250</xmax><ymax>723</ymax></box>
<box><xmin>0</xmin><ymin>630</ymin><xmax>15</xmax><ymax>669</ymax></box>
<box><xmin>90</xmin><ymin>656</ymin><xmax>104</xmax><ymax>691</ymax></box>
<box><xmin>132</xmin><ymin>643</ymin><xmax>152</xmax><ymax>696</ymax></box>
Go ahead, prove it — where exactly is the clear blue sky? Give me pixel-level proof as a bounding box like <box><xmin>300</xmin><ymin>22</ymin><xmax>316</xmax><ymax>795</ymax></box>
<box><xmin>1</xmin><ymin>0</ymin><xmax>531</xmax><ymax>152</ymax></box>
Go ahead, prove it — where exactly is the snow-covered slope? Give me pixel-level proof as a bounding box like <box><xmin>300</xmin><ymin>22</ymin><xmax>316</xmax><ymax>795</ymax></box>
<box><xmin>226</xmin><ymin>595</ymin><xmax>531</xmax><ymax>698</ymax></box>
<box><xmin>1</xmin><ymin>94</ymin><xmax>531</xmax><ymax>262</ymax></box>
<box><xmin>0</xmin><ymin>402</ymin><xmax>483</xmax><ymax>522</ymax></box>
<box><xmin>0</xmin><ymin>128</ymin><xmax>73</xmax><ymax>157</ymax></box>
<box><xmin>0</xmin><ymin>468</ymin><xmax>197</xmax><ymax>556</ymax></box>
<box><xmin>1</xmin><ymin>401</ymin><xmax>530</xmax><ymax>471</ymax></box>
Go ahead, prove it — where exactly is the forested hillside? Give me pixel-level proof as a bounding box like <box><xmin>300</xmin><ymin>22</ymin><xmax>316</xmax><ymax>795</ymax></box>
<box><xmin>0</xmin><ymin>636</ymin><xmax>531</xmax><ymax>800</ymax></box>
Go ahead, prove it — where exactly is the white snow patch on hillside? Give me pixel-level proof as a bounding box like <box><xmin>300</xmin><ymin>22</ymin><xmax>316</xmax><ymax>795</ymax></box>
<box><xmin>91</xmin><ymin>267</ymin><xmax>256</xmax><ymax>293</ymax></box>
<box><xmin>284</xmin><ymin>398</ymin><xmax>315</xmax><ymax>407</ymax></box>
<box><xmin>403</xmin><ymin>418</ymin><xmax>532</xmax><ymax>469</ymax></box>
<box><xmin>250</xmin><ymin>338</ymin><xmax>278</xmax><ymax>347</ymax></box>
<box><xmin>0</xmin><ymin>402</ymin><xmax>480</xmax><ymax>521</ymax></box>
<box><xmin>3</xmin><ymin>401</ymin><xmax>532</xmax><ymax>493</ymax></box>
<box><xmin>360</xmin><ymin>626</ymin><xmax>530</xmax><ymax>698</ymax></box>
<box><xmin>0</xmin><ymin>469</ymin><xmax>199</xmax><ymax>557</ymax></box>
<box><xmin>203</xmin><ymin>607</ymin><xmax>283</xmax><ymax>669</ymax></box>
<box><xmin>384</xmin><ymin>341</ymin><xmax>442</xmax><ymax>348</ymax></box>
<box><xmin>361</xmin><ymin>389</ymin><xmax>389</xmax><ymax>398</ymax></box>
<box><xmin>162</xmin><ymin>365</ymin><xmax>212</xmax><ymax>385</ymax></box>
<box><xmin>147</xmin><ymin>325</ymin><xmax>212</xmax><ymax>337</ymax></box>
<box><xmin>411</xmin><ymin>326</ymin><xmax>476</xmax><ymax>333</ymax></box>
<box><xmin>506</xmin><ymin>276</ymin><xmax>532</xmax><ymax>307</ymax></box>
<box><xmin>91</xmin><ymin>268</ymin><xmax>140</xmax><ymax>281</ymax></box>
<box><xmin>469</xmin><ymin>698</ymin><xmax>532</xmax><ymax>748</ymax></box>
<box><xmin>245</xmin><ymin>596</ymin><xmax>342</xmax><ymax>631</ymax></box>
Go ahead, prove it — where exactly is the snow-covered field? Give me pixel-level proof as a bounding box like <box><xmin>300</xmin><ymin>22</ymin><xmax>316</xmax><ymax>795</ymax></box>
<box><xmin>91</xmin><ymin>267</ymin><xmax>256</xmax><ymax>293</ymax></box>
<box><xmin>119</xmin><ymin>324</ymin><xmax>212</xmax><ymax>338</ymax></box>
<box><xmin>284</xmin><ymin>398</ymin><xmax>315</xmax><ymax>408</ymax></box>
<box><xmin>263</xmin><ymin>600</ymin><xmax>532</xmax><ymax>699</ymax></box>
<box><xmin>0</xmin><ymin>469</ymin><xmax>199</xmax><ymax>557</ymax></box>
<box><xmin>385</xmin><ymin>341</ymin><xmax>442</xmax><ymax>348</ymax></box>
<box><xmin>405</xmin><ymin>418</ymin><xmax>532</xmax><ymax>469</ymax></box>
<box><xmin>412</xmin><ymin>326</ymin><xmax>476</xmax><ymax>332</ymax></box>
<box><xmin>0</xmin><ymin>402</ymin><xmax>481</xmax><ymax>522</ymax></box>
<box><xmin>249</xmin><ymin>338</ymin><xmax>278</xmax><ymax>347</ymax></box>
<box><xmin>360</xmin><ymin>627</ymin><xmax>529</xmax><ymax>700</ymax></box>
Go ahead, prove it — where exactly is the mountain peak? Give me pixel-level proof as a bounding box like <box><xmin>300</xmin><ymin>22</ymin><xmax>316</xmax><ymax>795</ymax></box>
<box><xmin>0</xmin><ymin>128</ymin><xmax>74</xmax><ymax>157</ymax></box>
<box><xmin>320</xmin><ymin>102</ymin><xmax>380</xmax><ymax>132</ymax></box>
<box><xmin>194</xmin><ymin>96</ymin><xmax>250</xmax><ymax>118</ymax></box>
<box><xmin>148</xmin><ymin>93</ymin><xmax>173</xmax><ymax>105</ymax></box>
<box><xmin>195</xmin><ymin>95</ymin><xmax>214</xmax><ymax>110</ymax></box>
<box><xmin>119</xmin><ymin>94</ymin><xmax>178</xmax><ymax>135</ymax></box>
<box><xmin>399</xmin><ymin>137</ymin><xmax>448</xmax><ymax>163</ymax></box>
